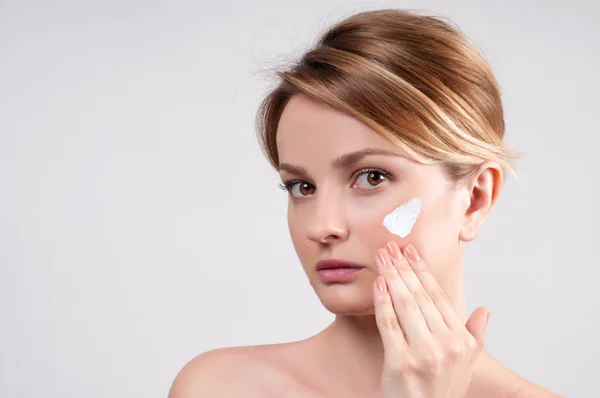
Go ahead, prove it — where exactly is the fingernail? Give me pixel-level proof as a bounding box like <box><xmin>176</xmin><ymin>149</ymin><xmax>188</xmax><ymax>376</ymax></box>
<box><xmin>404</xmin><ymin>244</ymin><xmax>421</xmax><ymax>263</ymax></box>
<box><xmin>375</xmin><ymin>276</ymin><xmax>387</xmax><ymax>294</ymax></box>
<box><xmin>485</xmin><ymin>311</ymin><xmax>491</xmax><ymax>325</ymax></box>
<box><xmin>376</xmin><ymin>252</ymin><xmax>386</xmax><ymax>269</ymax></box>
<box><xmin>377</xmin><ymin>251</ymin><xmax>392</xmax><ymax>269</ymax></box>
<box><xmin>385</xmin><ymin>241</ymin><xmax>402</xmax><ymax>261</ymax></box>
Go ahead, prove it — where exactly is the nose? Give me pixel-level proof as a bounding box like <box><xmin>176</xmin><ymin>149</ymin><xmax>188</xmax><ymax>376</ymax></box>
<box><xmin>306</xmin><ymin>191</ymin><xmax>349</xmax><ymax>244</ymax></box>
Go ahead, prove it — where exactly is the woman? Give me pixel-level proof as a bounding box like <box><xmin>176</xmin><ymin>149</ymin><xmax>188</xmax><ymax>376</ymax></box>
<box><xmin>169</xmin><ymin>9</ymin><xmax>561</xmax><ymax>397</ymax></box>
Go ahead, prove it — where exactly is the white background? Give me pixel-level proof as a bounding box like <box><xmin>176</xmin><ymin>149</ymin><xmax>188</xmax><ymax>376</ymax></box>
<box><xmin>1</xmin><ymin>0</ymin><xmax>599</xmax><ymax>397</ymax></box>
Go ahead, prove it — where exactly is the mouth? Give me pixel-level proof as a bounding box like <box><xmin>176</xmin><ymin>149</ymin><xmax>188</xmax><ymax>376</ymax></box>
<box><xmin>315</xmin><ymin>259</ymin><xmax>366</xmax><ymax>283</ymax></box>
<box><xmin>316</xmin><ymin>259</ymin><xmax>366</xmax><ymax>271</ymax></box>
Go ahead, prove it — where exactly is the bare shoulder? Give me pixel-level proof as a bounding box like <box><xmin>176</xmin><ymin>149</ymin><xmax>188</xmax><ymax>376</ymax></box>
<box><xmin>168</xmin><ymin>344</ymin><xmax>315</xmax><ymax>398</ymax></box>
<box><xmin>168</xmin><ymin>347</ymin><xmax>268</xmax><ymax>398</ymax></box>
<box><xmin>511</xmin><ymin>380</ymin><xmax>564</xmax><ymax>398</ymax></box>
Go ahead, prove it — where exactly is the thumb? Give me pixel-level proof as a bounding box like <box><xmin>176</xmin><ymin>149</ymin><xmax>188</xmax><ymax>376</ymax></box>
<box><xmin>465</xmin><ymin>306</ymin><xmax>490</xmax><ymax>346</ymax></box>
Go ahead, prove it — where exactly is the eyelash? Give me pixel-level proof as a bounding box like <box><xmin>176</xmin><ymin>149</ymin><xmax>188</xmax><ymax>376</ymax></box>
<box><xmin>278</xmin><ymin>167</ymin><xmax>393</xmax><ymax>195</ymax></box>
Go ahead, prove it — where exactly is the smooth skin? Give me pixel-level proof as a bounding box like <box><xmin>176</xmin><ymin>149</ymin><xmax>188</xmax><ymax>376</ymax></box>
<box><xmin>169</xmin><ymin>94</ymin><xmax>561</xmax><ymax>397</ymax></box>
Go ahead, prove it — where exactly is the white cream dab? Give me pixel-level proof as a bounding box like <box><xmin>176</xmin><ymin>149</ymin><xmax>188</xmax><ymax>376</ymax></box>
<box><xmin>383</xmin><ymin>197</ymin><xmax>423</xmax><ymax>238</ymax></box>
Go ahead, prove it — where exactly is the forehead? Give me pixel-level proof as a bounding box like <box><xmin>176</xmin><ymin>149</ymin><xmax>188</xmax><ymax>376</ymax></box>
<box><xmin>276</xmin><ymin>95</ymin><xmax>402</xmax><ymax>163</ymax></box>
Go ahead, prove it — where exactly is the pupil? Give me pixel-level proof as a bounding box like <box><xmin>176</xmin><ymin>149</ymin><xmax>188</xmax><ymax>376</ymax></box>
<box><xmin>368</xmin><ymin>172</ymin><xmax>382</xmax><ymax>185</ymax></box>
<box><xmin>300</xmin><ymin>183</ymin><xmax>313</xmax><ymax>194</ymax></box>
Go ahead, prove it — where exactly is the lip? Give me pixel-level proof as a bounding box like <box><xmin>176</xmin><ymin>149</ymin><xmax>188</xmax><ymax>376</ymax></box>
<box><xmin>316</xmin><ymin>259</ymin><xmax>366</xmax><ymax>283</ymax></box>
<box><xmin>316</xmin><ymin>259</ymin><xmax>366</xmax><ymax>271</ymax></box>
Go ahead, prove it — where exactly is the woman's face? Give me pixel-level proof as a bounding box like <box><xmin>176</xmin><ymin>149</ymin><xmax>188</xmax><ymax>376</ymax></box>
<box><xmin>276</xmin><ymin>95</ymin><xmax>470</xmax><ymax>316</ymax></box>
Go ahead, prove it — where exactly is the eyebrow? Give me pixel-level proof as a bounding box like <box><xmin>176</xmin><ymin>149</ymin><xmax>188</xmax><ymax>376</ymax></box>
<box><xmin>278</xmin><ymin>147</ymin><xmax>402</xmax><ymax>175</ymax></box>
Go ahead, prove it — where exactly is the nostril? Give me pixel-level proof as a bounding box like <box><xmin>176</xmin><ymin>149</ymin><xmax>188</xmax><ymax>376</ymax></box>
<box><xmin>307</xmin><ymin>224</ymin><xmax>349</xmax><ymax>244</ymax></box>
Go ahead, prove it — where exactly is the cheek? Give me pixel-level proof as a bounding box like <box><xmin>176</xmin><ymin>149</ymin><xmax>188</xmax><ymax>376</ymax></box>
<box><xmin>400</xmin><ymin>198</ymin><xmax>461</xmax><ymax>277</ymax></box>
<box><xmin>408</xmin><ymin>208</ymin><xmax>455</xmax><ymax>254</ymax></box>
<box><xmin>347</xmin><ymin>202</ymin><xmax>399</xmax><ymax>255</ymax></box>
<box><xmin>349</xmin><ymin>196</ymin><xmax>459</xmax><ymax>273</ymax></box>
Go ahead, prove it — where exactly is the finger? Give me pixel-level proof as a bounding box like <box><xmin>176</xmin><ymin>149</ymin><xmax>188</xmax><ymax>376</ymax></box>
<box><xmin>376</xmin><ymin>247</ymin><xmax>429</xmax><ymax>344</ymax></box>
<box><xmin>402</xmin><ymin>244</ymin><xmax>462</xmax><ymax>330</ymax></box>
<box><xmin>386</xmin><ymin>241</ymin><xmax>448</xmax><ymax>335</ymax></box>
<box><xmin>373</xmin><ymin>275</ymin><xmax>409</xmax><ymax>355</ymax></box>
<box><xmin>465</xmin><ymin>306</ymin><xmax>490</xmax><ymax>351</ymax></box>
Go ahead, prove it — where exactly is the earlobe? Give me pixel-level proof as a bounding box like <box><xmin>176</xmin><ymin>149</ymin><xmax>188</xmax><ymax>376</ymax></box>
<box><xmin>459</xmin><ymin>162</ymin><xmax>503</xmax><ymax>242</ymax></box>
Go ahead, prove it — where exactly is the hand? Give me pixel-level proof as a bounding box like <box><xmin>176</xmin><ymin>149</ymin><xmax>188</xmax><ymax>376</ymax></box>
<box><xmin>373</xmin><ymin>241</ymin><xmax>490</xmax><ymax>398</ymax></box>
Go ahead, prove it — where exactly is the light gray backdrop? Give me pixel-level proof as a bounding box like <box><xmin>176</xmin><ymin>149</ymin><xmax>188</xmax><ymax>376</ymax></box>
<box><xmin>1</xmin><ymin>0</ymin><xmax>598</xmax><ymax>397</ymax></box>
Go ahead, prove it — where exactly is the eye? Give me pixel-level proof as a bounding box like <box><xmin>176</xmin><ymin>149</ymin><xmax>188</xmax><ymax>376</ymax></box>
<box><xmin>353</xmin><ymin>169</ymin><xmax>389</xmax><ymax>190</ymax></box>
<box><xmin>279</xmin><ymin>181</ymin><xmax>316</xmax><ymax>197</ymax></box>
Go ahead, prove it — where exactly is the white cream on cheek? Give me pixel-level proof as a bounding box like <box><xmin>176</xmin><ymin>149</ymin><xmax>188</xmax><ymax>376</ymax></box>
<box><xmin>382</xmin><ymin>197</ymin><xmax>423</xmax><ymax>238</ymax></box>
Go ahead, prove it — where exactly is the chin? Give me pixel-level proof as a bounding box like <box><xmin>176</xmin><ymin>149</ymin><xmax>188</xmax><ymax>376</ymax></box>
<box><xmin>311</xmin><ymin>280</ymin><xmax>376</xmax><ymax>315</ymax></box>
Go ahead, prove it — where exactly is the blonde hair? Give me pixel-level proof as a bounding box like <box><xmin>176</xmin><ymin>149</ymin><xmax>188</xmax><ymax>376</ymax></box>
<box><xmin>256</xmin><ymin>9</ymin><xmax>517</xmax><ymax>182</ymax></box>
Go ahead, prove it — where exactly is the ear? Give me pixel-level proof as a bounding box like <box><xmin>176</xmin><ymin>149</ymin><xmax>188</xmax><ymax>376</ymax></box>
<box><xmin>459</xmin><ymin>162</ymin><xmax>504</xmax><ymax>242</ymax></box>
